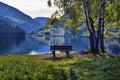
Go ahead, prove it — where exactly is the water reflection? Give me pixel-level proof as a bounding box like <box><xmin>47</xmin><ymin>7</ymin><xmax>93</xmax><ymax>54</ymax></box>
<box><xmin>0</xmin><ymin>36</ymin><xmax>25</xmax><ymax>55</ymax></box>
<box><xmin>106</xmin><ymin>38</ymin><xmax>120</xmax><ymax>54</ymax></box>
<box><xmin>0</xmin><ymin>36</ymin><xmax>119</xmax><ymax>55</ymax></box>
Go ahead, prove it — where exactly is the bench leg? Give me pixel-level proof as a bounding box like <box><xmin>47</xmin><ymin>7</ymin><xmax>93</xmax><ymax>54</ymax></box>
<box><xmin>65</xmin><ymin>51</ymin><xmax>69</xmax><ymax>57</ymax></box>
<box><xmin>52</xmin><ymin>50</ymin><xmax>55</xmax><ymax>59</ymax></box>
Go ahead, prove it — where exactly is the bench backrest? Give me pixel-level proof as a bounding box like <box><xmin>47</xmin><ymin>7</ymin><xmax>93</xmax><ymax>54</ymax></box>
<box><xmin>50</xmin><ymin>46</ymin><xmax>72</xmax><ymax>50</ymax></box>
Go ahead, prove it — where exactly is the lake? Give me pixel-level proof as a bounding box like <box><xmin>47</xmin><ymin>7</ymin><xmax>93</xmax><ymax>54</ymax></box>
<box><xmin>0</xmin><ymin>36</ymin><xmax>120</xmax><ymax>55</ymax></box>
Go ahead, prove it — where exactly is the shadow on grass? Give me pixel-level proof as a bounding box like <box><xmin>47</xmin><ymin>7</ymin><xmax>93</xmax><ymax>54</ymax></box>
<box><xmin>68</xmin><ymin>58</ymin><xmax>120</xmax><ymax>80</ymax></box>
<box><xmin>44</xmin><ymin>56</ymin><xmax>73</xmax><ymax>61</ymax></box>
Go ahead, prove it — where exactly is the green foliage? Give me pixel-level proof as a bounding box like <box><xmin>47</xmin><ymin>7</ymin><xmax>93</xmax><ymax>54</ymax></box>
<box><xmin>47</xmin><ymin>0</ymin><xmax>52</xmax><ymax>7</ymax></box>
<box><xmin>105</xmin><ymin>0</ymin><xmax>120</xmax><ymax>29</ymax></box>
<box><xmin>49</xmin><ymin>0</ymin><xmax>120</xmax><ymax>34</ymax></box>
<box><xmin>64</xmin><ymin>19</ymin><xmax>80</xmax><ymax>35</ymax></box>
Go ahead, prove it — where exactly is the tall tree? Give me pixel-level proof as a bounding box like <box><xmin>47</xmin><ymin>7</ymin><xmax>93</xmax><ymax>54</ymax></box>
<box><xmin>47</xmin><ymin>0</ymin><xmax>120</xmax><ymax>54</ymax></box>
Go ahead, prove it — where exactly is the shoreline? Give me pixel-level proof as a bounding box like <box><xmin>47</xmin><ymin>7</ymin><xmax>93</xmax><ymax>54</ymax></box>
<box><xmin>29</xmin><ymin>51</ymin><xmax>120</xmax><ymax>58</ymax></box>
<box><xmin>1</xmin><ymin>51</ymin><xmax>120</xmax><ymax>58</ymax></box>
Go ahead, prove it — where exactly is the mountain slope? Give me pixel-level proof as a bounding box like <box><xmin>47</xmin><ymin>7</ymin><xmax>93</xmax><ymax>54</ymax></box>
<box><xmin>0</xmin><ymin>19</ymin><xmax>26</xmax><ymax>35</ymax></box>
<box><xmin>0</xmin><ymin>2</ymin><xmax>32</xmax><ymax>24</ymax></box>
<box><xmin>34</xmin><ymin>17</ymin><xmax>50</xmax><ymax>29</ymax></box>
<box><xmin>0</xmin><ymin>2</ymin><xmax>43</xmax><ymax>33</ymax></box>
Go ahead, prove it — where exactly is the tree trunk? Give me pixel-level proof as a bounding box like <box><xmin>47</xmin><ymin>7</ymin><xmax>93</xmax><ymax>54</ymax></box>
<box><xmin>95</xmin><ymin>32</ymin><xmax>100</xmax><ymax>52</ymax></box>
<box><xmin>100</xmin><ymin>20</ymin><xmax>105</xmax><ymax>53</ymax></box>
<box><xmin>84</xmin><ymin>1</ymin><xmax>96</xmax><ymax>54</ymax></box>
<box><xmin>100</xmin><ymin>0</ymin><xmax>106</xmax><ymax>53</ymax></box>
<box><xmin>89</xmin><ymin>18</ymin><xmax>96</xmax><ymax>53</ymax></box>
<box><xmin>100</xmin><ymin>33</ymin><xmax>105</xmax><ymax>53</ymax></box>
<box><xmin>95</xmin><ymin>17</ymin><xmax>102</xmax><ymax>52</ymax></box>
<box><xmin>89</xmin><ymin>33</ymin><xmax>95</xmax><ymax>53</ymax></box>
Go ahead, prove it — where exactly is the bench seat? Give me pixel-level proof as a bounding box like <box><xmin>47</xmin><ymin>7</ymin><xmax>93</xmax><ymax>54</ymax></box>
<box><xmin>50</xmin><ymin>46</ymin><xmax>72</xmax><ymax>58</ymax></box>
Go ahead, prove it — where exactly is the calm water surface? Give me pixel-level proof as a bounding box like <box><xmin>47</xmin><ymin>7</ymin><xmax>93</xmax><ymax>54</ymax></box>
<box><xmin>0</xmin><ymin>36</ymin><xmax>119</xmax><ymax>55</ymax></box>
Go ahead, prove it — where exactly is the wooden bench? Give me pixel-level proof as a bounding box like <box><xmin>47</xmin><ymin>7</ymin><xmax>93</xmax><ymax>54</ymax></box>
<box><xmin>50</xmin><ymin>46</ymin><xmax>72</xmax><ymax>58</ymax></box>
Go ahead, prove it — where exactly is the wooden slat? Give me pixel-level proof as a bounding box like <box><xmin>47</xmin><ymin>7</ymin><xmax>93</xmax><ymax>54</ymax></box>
<box><xmin>50</xmin><ymin>46</ymin><xmax>72</xmax><ymax>50</ymax></box>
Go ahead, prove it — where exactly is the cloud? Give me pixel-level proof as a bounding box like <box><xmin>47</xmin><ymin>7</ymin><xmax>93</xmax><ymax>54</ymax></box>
<box><xmin>0</xmin><ymin>0</ymin><xmax>58</xmax><ymax>18</ymax></box>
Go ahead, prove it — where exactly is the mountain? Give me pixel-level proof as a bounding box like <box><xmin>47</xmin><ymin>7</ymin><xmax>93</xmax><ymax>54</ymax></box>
<box><xmin>34</xmin><ymin>17</ymin><xmax>50</xmax><ymax>29</ymax></box>
<box><xmin>0</xmin><ymin>2</ymin><xmax>43</xmax><ymax>33</ymax></box>
<box><xmin>0</xmin><ymin>19</ymin><xmax>26</xmax><ymax>35</ymax></box>
<box><xmin>30</xmin><ymin>14</ymin><xmax>89</xmax><ymax>37</ymax></box>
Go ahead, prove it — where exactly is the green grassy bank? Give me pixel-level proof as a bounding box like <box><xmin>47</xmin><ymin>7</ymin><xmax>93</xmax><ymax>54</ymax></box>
<box><xmin>0</xmin><ymin>54</ymin><xmax>120</xmax><ymax>80</ymax></box>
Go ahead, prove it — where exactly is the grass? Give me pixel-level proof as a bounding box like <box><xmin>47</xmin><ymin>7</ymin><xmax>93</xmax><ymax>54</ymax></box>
<box><xmin>0</xmin><ymin>55</ymin><xmax>61</xmax><ymax>80</ymax></box>
<box><xmin>0</xmin><ymin>54</ymin><xmax>120</xmax><ymax>80</ymax></box>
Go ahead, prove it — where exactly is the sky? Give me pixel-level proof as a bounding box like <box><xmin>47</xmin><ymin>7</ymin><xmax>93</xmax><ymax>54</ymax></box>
<box><xmin>0</xmin><ymin>0</ymin><xmax>58</xmax><ymax>18</ymax></box>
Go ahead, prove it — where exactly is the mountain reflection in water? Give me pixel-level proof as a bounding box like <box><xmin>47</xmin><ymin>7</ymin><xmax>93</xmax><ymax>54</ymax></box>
<box><xmin>0</xmin><ymin>36</ymin><xmax>119</xmax><ymax>55</ymax></box>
